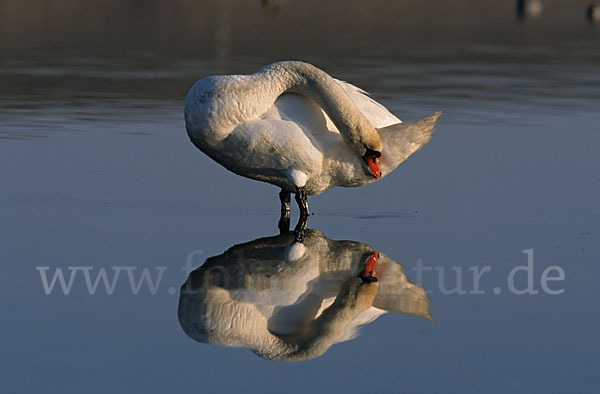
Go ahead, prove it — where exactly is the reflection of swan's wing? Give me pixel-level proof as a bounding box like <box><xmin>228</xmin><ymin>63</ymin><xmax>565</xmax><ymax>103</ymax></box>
<box><xmin>178</xmin><ymin>285</ymin><xmax>287</xmax><ymax>351</ymax></box>
<box><xmin>315</xmin><ymin>250</ymin><xmax>434</xmax><ymax>341</ymax></box>
<box><xmin>375</xmin><ymin>254</ymin><xmax>434</xmax><ymax>321</ymax></box>
<box><xmin>179</xmin><ymin>275</ymin><xmax>380</xmax><ymax>361</ymax></box>
<box><xmin>196</xmin><ymin>232</ymin><xmax>319</xmax><ymax>307</ymax></box>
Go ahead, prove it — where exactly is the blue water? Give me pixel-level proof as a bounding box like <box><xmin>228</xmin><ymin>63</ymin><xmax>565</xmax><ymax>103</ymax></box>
<box><xmin>2</xmin><ymin>1</ymin><xmax>600</xmax><ymax>393</ymax></box>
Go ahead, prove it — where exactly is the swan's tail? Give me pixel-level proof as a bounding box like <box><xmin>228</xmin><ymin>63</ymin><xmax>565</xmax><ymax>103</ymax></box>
<box><xmin>377</xmin><ymin>112</ymin><xmax>441</xmax><ymax>176</ymax></box>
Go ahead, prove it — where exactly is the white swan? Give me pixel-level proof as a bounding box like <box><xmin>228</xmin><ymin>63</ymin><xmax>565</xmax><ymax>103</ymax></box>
<box><xmin>184</xmin><ymin>61</ymin><xmax>440</xmax><ymax>234</ymax></box>
<box><xmin>178</xmin><ymin>229</ymin><xmax>432</xmax><ymax>361</ymax></box>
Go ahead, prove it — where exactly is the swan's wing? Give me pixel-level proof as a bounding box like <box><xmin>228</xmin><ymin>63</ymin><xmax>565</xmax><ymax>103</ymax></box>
<box><xmin>373</xmin><ymin>254</ymin><xmax>433</xmax><ymax>321</ymax></box>
<box><xmin>268</xmin><ymin>93</ymin><xmax>334</xmax><ymax>136</ymax></box>
<box><xmin>334</xmin><ymin>78</ymin><xmax>401</xmax><ymax>129</ymax></box>
<box><xmin>225</xmin><ymin>116</ymin><xmax>323</xmax><ymax>178</ymax></box>
<box><xmin>270</xmin><ymin>82</ymin><xmax>400</xmax><ymax>135</ymax></box>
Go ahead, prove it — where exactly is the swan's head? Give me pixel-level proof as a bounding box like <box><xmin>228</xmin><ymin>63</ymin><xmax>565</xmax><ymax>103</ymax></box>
<box><xmin>363</xmin><ymin>147</ymin><xmax>382</xmax><ymax>179</ymax></box>
<box><xmin>356</xmin><ymin>127</ymin><xmax>383</xmax><ymax>179</ymax></box>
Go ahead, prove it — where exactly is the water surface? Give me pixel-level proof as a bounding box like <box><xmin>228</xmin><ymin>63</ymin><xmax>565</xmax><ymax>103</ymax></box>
<box><xmin>1</xmin><ymin>1</ymin><xmax>599</xmax><ymax>393</ymax></box>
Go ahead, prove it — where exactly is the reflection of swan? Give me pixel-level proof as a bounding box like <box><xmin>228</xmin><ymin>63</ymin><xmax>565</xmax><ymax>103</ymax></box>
<box><xmin>177</xmin><ymin>230</ymin><xmax>432</xmax><ymax>361</ymax></box>
<box><xmin>185</xmin><ymin>61</ymin><xmax>440</xmax><ymax>238</ymax></box>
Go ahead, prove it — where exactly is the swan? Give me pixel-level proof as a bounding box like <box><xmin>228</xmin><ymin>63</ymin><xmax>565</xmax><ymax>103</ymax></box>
<box><xmin>177</xmin><ymin>229</ymin><xmax>432</xmax><ymax>361</ymax></box>
<box><xmin>184</xmin><ymin>61</ymin><xmax>440</xmax><ymax>237</ymax></box>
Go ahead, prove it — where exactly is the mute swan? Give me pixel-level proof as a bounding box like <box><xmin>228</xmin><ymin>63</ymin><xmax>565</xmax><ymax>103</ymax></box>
<box><xmin>178</xmin><ymin>229</ymin><xmax>432</xmax><ymax>361</ymax></box>
<box><xmin>184</xmin><ymin>61</ymin><xmax>440</xmax><ymax>238</ymax></box>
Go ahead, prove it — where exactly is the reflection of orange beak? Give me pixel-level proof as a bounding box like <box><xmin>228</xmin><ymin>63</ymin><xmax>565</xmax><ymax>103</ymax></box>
<box><xmin>360</xmin><ymin>252</ymin><xmax>379</xmax><ymax>283</ymax></box>
<box><xmin>364</xmin><ymin>155</ymin><xmax>382</xmax><ymax>179</ymax></box>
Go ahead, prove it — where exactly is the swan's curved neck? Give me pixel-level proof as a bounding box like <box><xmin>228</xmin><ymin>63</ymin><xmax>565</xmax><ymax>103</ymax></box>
<box><xmin>256</xmin><ymin>61</ymin><xmax>381</xmax><ymax>155</ymax></box>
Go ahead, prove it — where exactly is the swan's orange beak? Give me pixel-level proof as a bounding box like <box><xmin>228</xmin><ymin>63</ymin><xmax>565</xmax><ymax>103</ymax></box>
<box><xmin>364</xmin><ymin>154</ymin><xmax>382</xmax><ymax>179</ymax></box>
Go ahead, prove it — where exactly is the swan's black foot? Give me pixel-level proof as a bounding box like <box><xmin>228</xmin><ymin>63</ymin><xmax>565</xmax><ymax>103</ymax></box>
<box><xmin>293</xmin><ymin>186</ymin><xmax>309</xmax><ymax>242</ymax></box>
<box><xmin>278</xmin><ymin>189</ymin><xmax>291</xmax><ymax>234</ymax></box>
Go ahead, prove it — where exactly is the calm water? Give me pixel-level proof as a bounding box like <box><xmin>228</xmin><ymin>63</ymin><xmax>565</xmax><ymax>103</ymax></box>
<box><xmin>1</xmin><ymin>1</ymin><xmax>600</xmax><ymax>393</ymax></box>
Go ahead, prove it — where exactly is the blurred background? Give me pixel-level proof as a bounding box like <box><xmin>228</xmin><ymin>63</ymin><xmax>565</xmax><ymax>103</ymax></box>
<box><xmin>1</xmin><ymin>0</ymin><xmax>599</xmax><ymax>104</ymax></box>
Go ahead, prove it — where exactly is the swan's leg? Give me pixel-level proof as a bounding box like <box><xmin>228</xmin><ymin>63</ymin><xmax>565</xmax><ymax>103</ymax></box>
<box><xmin>294</xmin><ymin>187</ymin><xmax>309</xmax><ymax>242</ymax></box>
<box><xmin>278</xmin><ymin>189</ymin><xmax>291</xmax><ymax>234</ymax></box>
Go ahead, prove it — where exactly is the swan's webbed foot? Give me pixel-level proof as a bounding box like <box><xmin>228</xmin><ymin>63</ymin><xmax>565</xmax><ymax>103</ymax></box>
<box><xmin>278</xmin><ymin>189</ymin><xmax>291</xmax><ymax>234</ymax></box>
<box><xmin>293</xmin><ymin>187</ymin><xmax>309</xmax><ymax>242</ymax></box>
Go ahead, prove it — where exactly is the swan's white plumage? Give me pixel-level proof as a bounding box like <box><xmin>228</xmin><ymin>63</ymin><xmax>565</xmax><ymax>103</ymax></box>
<box><xmin>184</xmin><ymin>61</ymin><xmax>439</xmax><ymax>195</ymax></box>
<box><xmin>333</xmin><ymin>78</ymin><xmax>401</xmax><ymax>129</ymax></box>
<box><xmin>284</xmin><ymin>242</ymin><xmax>306</xmax><ymax>261</ymax></box>
<box><xmin>266</xmin><ymin>79</ymin><xmax>401</xmax><ymax>153</ymax></box>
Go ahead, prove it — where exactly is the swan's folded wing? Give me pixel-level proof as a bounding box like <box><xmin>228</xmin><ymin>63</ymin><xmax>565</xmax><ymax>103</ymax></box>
<box><xmin>268</xmin><ymin>93</ymin><xmax>333</xmax><ymax>136</ymax></box>
<box><xmin>334</xmin><ymin>78</ymin><xmax>401</xmax><ymax>129</ymax></box>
